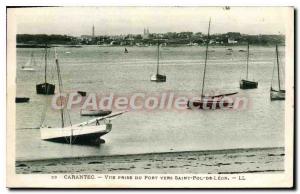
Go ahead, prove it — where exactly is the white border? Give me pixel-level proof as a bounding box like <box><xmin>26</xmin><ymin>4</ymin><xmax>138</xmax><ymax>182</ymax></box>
<box><xmin>2</xmin><ymin>1</ymin><xmax>297</xmax><ymax>191</ymax></box>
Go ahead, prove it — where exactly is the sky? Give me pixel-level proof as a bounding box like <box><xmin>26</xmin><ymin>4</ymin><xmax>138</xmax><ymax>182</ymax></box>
<box><xmin>9</xmin><ymin>7</ymin><xmax>291</xmax><ymax>36</ymax></box>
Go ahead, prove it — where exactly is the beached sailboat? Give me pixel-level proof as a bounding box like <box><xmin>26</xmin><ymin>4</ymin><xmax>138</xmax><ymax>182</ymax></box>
<box><xmin>187</xmin><ymin>19</ymin><xmax>237</xmax><ymax>110</ymax></box>
<box><xmin>270</xmin><ymin>45</ymin><xmax>285</xmax><ymax>101</ymax></box>
<box><xmin>36</xmin><ymin>46</ymin><xmax>55</xmax><ymax>95</ymax></box>
<box><xmin>40</xmin><ymin>49</ymin><xmax>126</xmax><ymax>144</ymax></box>
<box><xmin>150</xmin><ymin>41</ymin><xmax>166</xmax><ymax>82</ymax></box>
<box><xmin>21</xmin><ymin>52</ymin><xmax>36</xmax><ymax>71</ymax></box>
<box><xmin>240</xmin><ymin>44</ymin><xmax>258</xmax><ymax>89</ymax></box>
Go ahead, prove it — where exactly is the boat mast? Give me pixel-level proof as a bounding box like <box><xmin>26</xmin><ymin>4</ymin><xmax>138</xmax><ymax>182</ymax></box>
<box><xmin>156</xmin><ymin>40</ymin><xmax>160</xmax><ymax>75</ymax></box>
<box><xmin>276</xmin><ymin>45</ymin><xmax>281</xmax><ymax>91</ymax></box>
<box><xmin>29</xmin><ymin>51</ymin><xmax>33</xmax><ymax>66</ymax></box>
<box><xmin>54</xmin><ymin>49</ymin><xmax>65</xmax><ymax>128</ymax></box>
<box><xmin>201</xmin><ymin>18</ymin><xmax>211</xmax><ymax>98</ymax></box>
<box><xmin>246</xmin><ymin>43</ymin><xmax>249</xmax><ymax>80</ymax></box>
<box><xmin>44</xmin><ymin>45</ymin><xmax>47</xmax><ymax>83</ymax></box>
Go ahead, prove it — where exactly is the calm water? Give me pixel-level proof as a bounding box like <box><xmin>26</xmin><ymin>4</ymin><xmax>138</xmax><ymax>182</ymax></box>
<box><xmin>16</xmin><ymin>45</ymin><xmax>285</xmax><ymax>161</ymax></box>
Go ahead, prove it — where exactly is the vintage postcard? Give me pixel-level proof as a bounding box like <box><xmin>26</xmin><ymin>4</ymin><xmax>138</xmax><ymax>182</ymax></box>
<box><xmin>6</xmin><ymin>6</ymin><xmax>294</xmax><ymax>188</ymax></box>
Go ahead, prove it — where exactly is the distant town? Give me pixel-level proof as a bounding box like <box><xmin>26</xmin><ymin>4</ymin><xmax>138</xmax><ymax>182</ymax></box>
<box><xmin>17</xmin><ymin>26</ymin><xmax>284</xmax><ymax>47</ymax></box>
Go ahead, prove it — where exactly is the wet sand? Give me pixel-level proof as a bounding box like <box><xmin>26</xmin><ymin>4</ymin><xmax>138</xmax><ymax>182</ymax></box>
<box><xmin>16</xmin><ymin>147</ymin><xmax>284</xmax><ymax>174</ymax></box>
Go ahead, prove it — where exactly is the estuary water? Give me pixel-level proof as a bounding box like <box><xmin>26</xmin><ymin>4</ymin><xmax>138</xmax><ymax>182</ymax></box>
<box><xmin>15</xmin><ymin>45</ymin><xmax>285</xmax><ymax>161</ymax></box>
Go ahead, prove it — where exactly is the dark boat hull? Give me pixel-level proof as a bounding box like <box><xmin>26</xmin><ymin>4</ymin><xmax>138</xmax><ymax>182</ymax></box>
<box><xmin>240</xmin><ymin>79</ymin><xmax>258</xmax><ymax>89</ymax></box>
<box><xmin>187</xmin><ymin>99</ymin><xmax>234</xmax><ymax>109</ymax></box>
<box><xmin>77</xmin><ymin>91</ymin><xmax>87</xmax><ymax>96</ymax></box>
<box><xmin>270</xmin><ymin>87</ymin><xmax>285</xmax><ymax>101</ymax></box>
<box><xmin>15</xmin><ymin>97</ymin><xmax>30</xmax><ymax>103</ymax></box>
<box><xmin>41</xmin><ymin>125</ymin><xmax>112</xmax><ymax>145</ymax></box>
<box><xmin>44</xmin><ymin>131</ymin><xmax>109</xmax><ymax>145</ymax></box>
<box><xmin>151</xmin><ymin>74</ymin><xmax>166</xmax><ymax>82</ymax></box>
<box><xmin>36</xmin><ymin>82</ymin><xmax>55</xmax><ymax>95</ymax></box>
<box><xmin>17</xmin><ymin>44</ymin><xmax>51</xmax><ymax>48</ymax></box>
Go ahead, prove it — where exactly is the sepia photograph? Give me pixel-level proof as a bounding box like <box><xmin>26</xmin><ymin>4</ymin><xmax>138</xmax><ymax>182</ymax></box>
<box><xmin>6</xmin><ymin>6</ymin><xmax>294</xmax><ymax>188</ymax></box>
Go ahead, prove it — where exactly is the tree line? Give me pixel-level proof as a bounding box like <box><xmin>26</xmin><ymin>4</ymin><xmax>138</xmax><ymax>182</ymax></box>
<box><xmin>17</xmin><ymin>33</ymin><xmax>285</xmax><ymax>46</ymax></box>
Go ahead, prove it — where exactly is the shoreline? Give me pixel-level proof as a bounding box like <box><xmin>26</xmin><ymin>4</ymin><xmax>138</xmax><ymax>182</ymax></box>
<box><xmin>16</xmin><ymin>146</ymin><xmax>283</xmax><ymax>162</ymax></box>
<box><xmin>16</xmin><ymin>44</ymin><xmax>285</xmax><ymax>48</ymax></box>
<box><xmin>16</xmin><ymin>147</ymin><xmax>284</xmax><ymax>174</ymax></box>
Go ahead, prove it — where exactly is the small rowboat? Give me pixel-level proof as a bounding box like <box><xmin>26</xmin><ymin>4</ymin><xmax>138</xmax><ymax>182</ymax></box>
<box><xmin>187</xmin><ymin>92</ymin><xmax>238</xmax><ymax>110</ymax></box>
<box><xmin>80</xmin><ymin>109</ymin><xmax>112</xmax><ymax>117</ymax></box>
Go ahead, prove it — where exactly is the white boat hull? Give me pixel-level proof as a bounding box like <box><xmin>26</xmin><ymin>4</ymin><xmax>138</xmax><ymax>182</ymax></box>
<box><xmin>80</xmin><ymin>109</ymin><xmax>112</xmax><ymax>116</ymax></box>
<box><xmin>21</xmin><ymin>67</ymin><xmax>35</xmax><ymax>71</ymax></box>
<box><xmin>40</xmin><ymin>124</ymin><xmax>112</xmax><ymax>144</ymax></box>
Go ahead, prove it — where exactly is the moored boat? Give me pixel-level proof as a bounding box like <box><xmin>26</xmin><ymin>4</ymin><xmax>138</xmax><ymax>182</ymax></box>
<box><xmin>240</xmin><ymin>79</ymin><xmax>258</xmax><ymax>89</ymax></box>
<box><xmin>36</xmin><ymin>83</ymin><xmax>55</xmax><ymax>95</ymax></box>
<box><xmin>187</xmin><ymin>99</ymin><xmax>233</xmax><ymax>109</ymax></box>
<box><xmin>239</xmin><ymin>43</ymin><xmax>258</xmax><ymax>89</ymax></box>
<box><xmin>187</xmin><ymin>92</ymin><xmax>238</xmax><ymax>109</ymax></box>
<box><xmin>36</xmin><ymin>46</ymin><xmax>55</xmax><ymax>95</ymax></box>
<box><xmin>15</xmin><ymin>97</ymin><xmax>30</xmax><ymax>103</ymax></box>
<box><xmin>21</xmin><ymin>52</ymin><xmax>36</xmax><ymax>71</ymax></box>
<box><xmin>41</xmin><ymin>122</ymin><xmax>112</xmax><ymax>144</ymax></box>
<box><xmin>80</xmin><ymin>109</ymin><xmax>112</xmax><ymax>117</ymax></box>
<box><xmin>270</xmin><ymin>45</ymin><xmax>285</xmax><ymax>101</ymax></box>
<box><xmin>21</xmin><ymin>67</ymin><xmax>35</xmax><ymax>71</ymax></box>
<box><xmin>150</xmin><ymin>74</ymin><xmax>166</xmax><ymax>82</ymax></box>
<box><xmin>77</xmin><ymin>91</ymin><xmax>87</xmax><ymax>96</ymax></box>
<box><xmin>187</xmin><ymin>18</ymin><xmax>238</xmax><ymax>110</ymax></box>
<box><xmin>151</xmin><ymin>40</ymin><xmax>166</xmax><ymax>82</ymax></box>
